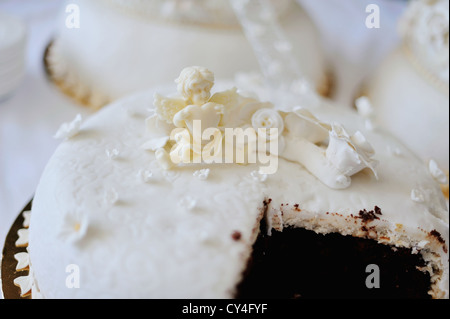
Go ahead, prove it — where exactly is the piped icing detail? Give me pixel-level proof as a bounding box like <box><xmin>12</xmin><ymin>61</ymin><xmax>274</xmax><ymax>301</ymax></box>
<box><xmin>13</xmin><ymin>276</ymin><xmax>33</xmax><ymax>297</ymax></box>
<box><xmin>14</xmin><ymin>252</ymin><xmax>30</xmax><ymax>271</ymax></box>
<box><xmin>146</xmin><ymin>66</ymin><xmax>378</xmax><ymax>189</ymax></box>
<box><xmin>15</xmin><ymin>229</ymin><xmax>29</xmax><ymax>248</ymax></box>
<box><xmin>10</xmin><ymin>210</ymin><xmax>42</xmax><ymax>298</ymax></box>
<box><xmin>250</xmin><ymin>170</ymin><xmax>268</xmax><ymax>183</ymax></box>
<box><xmin>22</xmin><ymin>210</ymin><xmax>31</xmax><ymax>228</ymax></box>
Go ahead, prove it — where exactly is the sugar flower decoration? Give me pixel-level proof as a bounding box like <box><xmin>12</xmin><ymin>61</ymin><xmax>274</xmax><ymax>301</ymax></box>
<box><xmin>59</xmin><ymin>212</ymin><xmax>89</xmax><ymax>244</ymax></box>
<box><xmin>194</xmin><ymin>169</ymin><xmax>210</xmax><ymax>180</ymax></box>
<box><xmin>326</xmin><ymin>124</ymin><xmax>378</xmax><ymax>178</ymax></box>
<box><xmin>179</xmin><ymin>195</ymin><xmax>197</xmax><ymax>212</ymax></box>
<box><xmin>282</xmin><ymin>108</ymin><xmax>378</xmax><ymax>189</ymax></box>
<box><xmin>428</xmin><ymin>159</ymin><xmax>448</xmax><ymax>184</ymax></box>
<box><xmin>54</xmin><ymin>114</ymin><xmax>83</xmax><ymax>140</ymax></box>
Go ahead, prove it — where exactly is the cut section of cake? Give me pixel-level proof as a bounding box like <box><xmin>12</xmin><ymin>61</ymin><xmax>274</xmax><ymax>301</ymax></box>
<box><xmin>26</xmin><ymin>67</ymin><xmax>448</xmax><ymax>299</ymax></box>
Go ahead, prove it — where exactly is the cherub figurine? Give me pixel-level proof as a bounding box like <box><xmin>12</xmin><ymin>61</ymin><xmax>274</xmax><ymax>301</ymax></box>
<box><xmin>176</xmin><ymin>66</ymin><xmax>215</xmax><ymax>106</ymax></box>
<box><xmin>154</xmin><ymin>66</ymin><xmax>223</xmax><ymax>133</ymax></box>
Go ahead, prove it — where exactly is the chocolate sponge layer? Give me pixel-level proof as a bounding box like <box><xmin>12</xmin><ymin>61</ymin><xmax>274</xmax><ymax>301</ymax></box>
<box><xmin>236</xmin><ymin>221</ymin><xmax>431</xmax><ymax>299</ymax></box>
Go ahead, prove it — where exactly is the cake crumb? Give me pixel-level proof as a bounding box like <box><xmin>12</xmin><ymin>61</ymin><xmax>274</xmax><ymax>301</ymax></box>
<box><xmin>231</xmin><ymin>231</ymin><xmax>242</xmax><ymax>241</ymax></box>
<box><xmin>358</xmin><ymin>207</ymin><xmax>382</xmax><ymax>222</ymax></box>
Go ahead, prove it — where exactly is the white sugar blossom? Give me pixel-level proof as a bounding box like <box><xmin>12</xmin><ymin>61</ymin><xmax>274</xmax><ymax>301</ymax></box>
<box><xmin>105</xmin><ymin>148</ymin><xmax>120</xmax><ymax>160</ymax></box>
<box><xmin>355</xmin><ymin>96</ymin><xmax>374</xmax><ymax>119</ymax></box>
<box><xmin>54</xmin><ymin>114</ymin><xmax>83</xmax><ymax>140</ymax></box>
<box><xmin>411</xmin><ymin>188</ymin><xmax>426</xmax><ymax>203</ymax></box>
<box><xmin>193</xmin><ymin>169</ymin><xmax>210</xmax><ymax>180</ymax></box>
<box><xmin>179</xmin><ymin>195</ymin><xmax>197</xmax><ymax>211</ymax></box>
<box><xmin>138</xmin><ymin>169</ymin><xmax>155</xmax><ymax>183</ymax></box>
<box><xmin>429</xmin><ymin>159</ymin><xmax>448</xmax><ymax>184</ymax></box>
<box><xmin>250</xmin><ymin>170</ymin><xmax>268</xmax><ymax>183</ymax></box>
<box><xmin>59</xmin><ymin>212</ymin><xmax>89</xmax><ymax>244</ymax></box>
<box><xmin>104</xmin><ymin>188</ymin><xmax>119</xmax><ymax>206</ymax></box>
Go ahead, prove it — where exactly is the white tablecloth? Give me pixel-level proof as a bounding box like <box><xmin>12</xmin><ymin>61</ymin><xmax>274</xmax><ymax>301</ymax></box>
<box><xmin>0</xmin><ymin>0</ymin><xmax>407</xmax><ymax>259</ymax></box>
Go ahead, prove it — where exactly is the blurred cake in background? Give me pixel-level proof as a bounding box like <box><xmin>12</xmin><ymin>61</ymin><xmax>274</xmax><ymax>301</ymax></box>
<box><xmin>363</xmin><ymin>0</ymin><xmax>449</xmax><ymax>196</ymax></box>
<box><xmin>45</xmin><ymin>0</ymin><xmax>330</xmax><ymax>110</ymax></box>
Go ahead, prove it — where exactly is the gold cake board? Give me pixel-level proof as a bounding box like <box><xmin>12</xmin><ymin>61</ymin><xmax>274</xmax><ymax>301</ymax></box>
<box><xmin>1</xmin><ymin>199</ymin><xmax>33</xmax><ymax>299</ymax></box>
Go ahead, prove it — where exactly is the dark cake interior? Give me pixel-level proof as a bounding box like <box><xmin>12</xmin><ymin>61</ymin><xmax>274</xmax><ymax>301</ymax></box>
<box><xmin>236</xmin><ymin>218</ymin><xmax>432</xmax><ymax>299</ymax></box>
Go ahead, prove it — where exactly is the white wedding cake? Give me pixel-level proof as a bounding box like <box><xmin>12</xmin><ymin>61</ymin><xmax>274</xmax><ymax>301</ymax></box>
<box><xmin>10</xmin><ymin>67</ymin><xmax>448</xmax><ymax>299</ymax></box>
